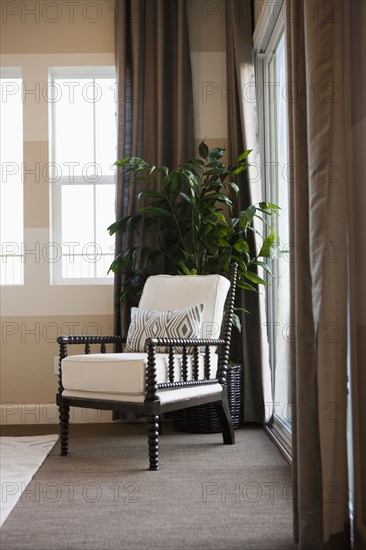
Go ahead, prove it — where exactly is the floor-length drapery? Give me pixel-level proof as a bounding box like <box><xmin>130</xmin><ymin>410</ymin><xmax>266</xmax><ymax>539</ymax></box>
<box><xmin>225</xmin><ymin>0</ymin><xmax>272</xmax><ymax>423</ymax></box>
<box><xmin>113</xmin><ymin>0</ymin><xmax>195</xmax><ymax>336</ymax></box>
<box><xmin>285</xmin><ymin>0</ymin><xmax>365</xmax><ymax>547</ymax></box>
<box><xmin>346</xmin><ymin>2</ymin><xmax>366</xmax><ymax>547</ymax></box>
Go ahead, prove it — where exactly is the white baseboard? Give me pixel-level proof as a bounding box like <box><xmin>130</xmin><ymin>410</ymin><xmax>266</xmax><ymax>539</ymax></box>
<box><xmin>0</xmin><ymin>403</ymin><xmax>113</xmax><ymax>425</ymax></box>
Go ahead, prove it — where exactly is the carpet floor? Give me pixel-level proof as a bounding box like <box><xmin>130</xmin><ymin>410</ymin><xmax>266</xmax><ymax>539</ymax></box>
<box><xmin>0</xmin><ymin>423</ymin><xmax>296</xmax><ymax>550</ymax></box>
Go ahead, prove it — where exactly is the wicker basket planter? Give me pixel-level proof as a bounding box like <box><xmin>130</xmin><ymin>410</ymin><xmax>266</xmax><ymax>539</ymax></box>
<box><xmin>171</xmin><ymin>364</ymin><xmax>242</xmax><ymax>433</ymax></box>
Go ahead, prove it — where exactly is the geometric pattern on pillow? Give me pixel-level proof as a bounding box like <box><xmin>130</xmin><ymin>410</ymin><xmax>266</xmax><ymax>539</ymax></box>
<box><xmin>125</xmin><ymin>304</ymin><xmax>205</xmax><ymax>353</ymax></box>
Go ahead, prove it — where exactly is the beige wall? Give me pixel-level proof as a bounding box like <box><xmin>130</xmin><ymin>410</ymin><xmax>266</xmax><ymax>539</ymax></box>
<box><xmin>0</xmin><ymin>1</ymin><xmax>115</xmax><ymax>420</ymax></box>
<box><xmin>0</xmin><ymin>0</ymin><xmax>114</xmax><ymax>54</ymax></box>
<box><xmin>0</xmin><ymin>0</ymin><xmax>229</xmax><ymax>422</ymax></box>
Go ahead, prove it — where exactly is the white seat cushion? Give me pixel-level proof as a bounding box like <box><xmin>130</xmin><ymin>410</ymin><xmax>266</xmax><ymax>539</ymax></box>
<box><xmin>158</xmin><ymin>384</ymin><xmax>222</xmax><ymax>404</ymax></box>
<box><xmin>62</xmin><ymin>352</ymin><xmax>218</xmax><ymax>395</ymax></box>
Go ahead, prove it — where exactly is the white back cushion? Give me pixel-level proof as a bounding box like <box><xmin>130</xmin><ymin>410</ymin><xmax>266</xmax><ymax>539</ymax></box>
<box><xmin>138</xmin><ymin>274</ymin><xmax>230</xmax><ymax>340</ymax></box>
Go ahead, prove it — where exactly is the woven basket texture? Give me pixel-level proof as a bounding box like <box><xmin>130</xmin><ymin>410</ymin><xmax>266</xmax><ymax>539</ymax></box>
<box><xmin>171</xmin><ymin>364</ymin><xmax>242</xmax><ymax>433</ymax></box>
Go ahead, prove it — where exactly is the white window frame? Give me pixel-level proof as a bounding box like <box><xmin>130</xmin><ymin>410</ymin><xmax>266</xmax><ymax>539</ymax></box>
<box><xmin>254</xmin><ymin>1</ymin><xmax>292</xmax><ymax>460</ymax></box>
<box><xmin>49</xmin><ymin>66</ymin><xmax>116</xmax><ymax>285</ymax></box>
<box><xmin>0</xmin><ymin>67</ymin><xmax>24</xmax><ymax>286</ymax></box>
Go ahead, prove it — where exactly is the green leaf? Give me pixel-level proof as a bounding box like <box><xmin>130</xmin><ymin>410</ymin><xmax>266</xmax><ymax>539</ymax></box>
<box><xmin>178</xmin><ymin>262</ymin><xmax>197</xmax><ymax>275</ymax></box>
<box><xmin>232</xmin><ymin>312</ymin><xmax>242</xmax><ymax>332</ymax></box>
<box><xmin>258</xmin><ymin>231</ymin><xmax>275</xmax><ymax>258</ymax></box>
<box><xmin>217</xmin><ymin>238</ymin><xmax>230</xmax><ymax>247</ymax></box>
<box><xmin>180</xmin><ymin>192</ymin><xmax>192</xmax><ymax>204</ymax></box>
<box><xmin>254</xmin><ymin>213</ymin><xmax>274</xmax><ymax>230</ymax></box>
<box><xmin>227</xmin><ymin>182</ymin><xmax>239</xmax><ymax>193</ymax></box>
<box><xmin>255</xmin><ymin>260</ymin><xmax>274</xmax><ymax>277</ymax></box>
<box><xmin>107</xmin><ymin>221</ymin><xmax>119</xmax><ymax>236</ymax></box>
<box><xmin>208</xmin><ymin>147</ymin><xmax>225</xmax><ymax>160</ymax></box>
<box><xmin>204</xmin><ymin>168</ymin><xmax>224</xmax><ymax>176</ymax></box>
<box><xmin>108</xmin><ymin>254</ymin><xmax>122</xmax><ymax>274</ymax></box>
<box><xmin>139</xmin><ymin>247</ymin><xmax>151</xmax><ymax>271</ymax></box>
<box><xmin>239</xmin><ymin>205</ymin><xmax>256</xmax><ymax>232</ymax></box>
<box><xmin>231</xmin><ymin>164</ymin><xmax>249</xmax><ymax>175</ymax></box>
<box><xmin>259</xmin><ymin>201</ymin><xmax>281</xmax><ymax>212</ymax></box>
<box><xmin>236</xmin><ymin>280</ymin><xmax>258</xmax><ymax>292</ymax></box>
<box><xmin>244</xmin><ymin>271</ymin><xmax>269</xmax><ymax>285</ymax></box>
<box><xmin>236</xmin><ymin>150</ymin><xmax>252</xmax><ymax>162</ymax></box>
<box><xmin>199</xmin><ymin>141</ymin><xmax>209</xmax><ymax>160</ymax></box>
<box><xmin>235</xmin><ymin>307</ymin><xmax>251</xmax><ymax>314</ymax></box>
<box><xmin>170</xmin><ymin>173</ymin><xmax>182</xmax><ymax>196</ymax></box>
<box><xmin>161</xmin><ymin>175</ymin><xmax>172</xmax><ymax>189</ymax></box>
<box><xmin>233</xmin><ymin>239</ymin><xmax>249</xmax><ymax>253</ymax></box>
<box><xmin>231</xmin><ymin>255</ymin><xmax>249</xmax><ymax>272</ymax></box>
<box><xmin>138</xmin><ymin>190</ymin><xmax>164</xmax><ymax>201</ymax></box>
<box><xmin>139</xmin><ymin>206</ymin><xmax>174</xmax><ymax>218</ymax></box>
<box><xmin>108</xmin><ymin>215</ymin><xmax>133</xmax><ymax>235</ymax></box>
<box><xmin>213</xmin><ymin>211</ymin><xmax>227</xmax><ymax>224</ymax></box>
<box><xmin>114</xmin><ymin>157</ymin><xmax>130</xmax><ymax>167</ymax></box>
<box><xmin>207</xmin><ymin>193</ymin><xmax>233</xmax><ymax>209</ymax></box>
<box><xmin>192</xmin><ymin>158</ymin><xmax>205</xmax><ymax>166</ymax></box>
<box><xmin>181</xmin><ymin>161</ymin><xmax>204</xmax><ymax>174</ymax></box>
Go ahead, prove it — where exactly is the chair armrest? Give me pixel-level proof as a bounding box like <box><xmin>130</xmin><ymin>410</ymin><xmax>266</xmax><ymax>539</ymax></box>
<box><xmin>56</xmin><ymin>335</ymin><xmax>127</xmax><ymax>394</ymax></box>
<box><xmin>144</xmin><ymin>337</ymin><xmax>226</xmax><ymax>401</ymax></box>
<box><xmin>57</xmin><ymin>335</ymin><xmax>126</xmax><ymax>358</ymax></box>
<box><xmin>145</xmin><ymin>337</ymin><xmax>225</xmax><ymax>347</ymax></box>
<box><xmin>57</xmin><ymin>335</ymin><xmax>126</xmax><ymax>346</ymax></box>
<box><xmin>57</xmin><ymin>335</ymin><xmax>126</xmax><ymax>355</ymax></box>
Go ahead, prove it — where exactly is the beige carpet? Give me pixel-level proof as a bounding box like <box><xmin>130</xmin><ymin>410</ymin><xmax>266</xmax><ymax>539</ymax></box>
<box><xmin>0</xmin><ymin>423</ymin><xmax>296</xmax><ymax>550</ymax></box>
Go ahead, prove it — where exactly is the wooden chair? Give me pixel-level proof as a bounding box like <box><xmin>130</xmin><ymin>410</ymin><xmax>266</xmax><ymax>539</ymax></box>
<box><xmin>56</xmin><ymin>263</ymin><xmax>238</xmax><ymax>470</ymax></box>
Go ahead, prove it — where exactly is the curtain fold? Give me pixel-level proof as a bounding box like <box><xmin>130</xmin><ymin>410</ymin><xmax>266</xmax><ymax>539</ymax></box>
<box><xmin>225</xmin><ymin>0</ymin><xmax>272</xmax><ymax>423</ymax></box>
<box><xmin>286</xmin><ymin>0</ymin><xmax>360</xmax><ymax>547</ymax></box>
<box><xmin>347</xmin><ymin>2</ymin><xmax>366</xmax><ymax>546</ymax></box>
<box><xmin>113</xmin><ymin>0</ymin><xmax>195</xmax><ymax>336</ymax></box>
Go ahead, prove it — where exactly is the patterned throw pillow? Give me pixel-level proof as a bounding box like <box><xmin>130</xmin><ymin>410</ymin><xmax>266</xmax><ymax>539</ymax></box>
<box><xmin>125</xmin><ymin>304</ymin><xmax>205</xmax><ymax>353</ymax></box>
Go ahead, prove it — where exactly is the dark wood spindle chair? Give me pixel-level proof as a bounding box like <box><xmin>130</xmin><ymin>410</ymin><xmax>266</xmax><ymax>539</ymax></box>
<box><xmin>56</xmin><ymin>263</ymin><xmax>238</xmax><ymax>470</ymax></box>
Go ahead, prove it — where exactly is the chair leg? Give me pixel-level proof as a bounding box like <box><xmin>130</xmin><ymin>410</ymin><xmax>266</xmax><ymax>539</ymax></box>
<box><xmin>214</xmin><ymin>397</ymin><xmax>235</xmax><ymax>445</ymax></box>
<box><xmin>158</xmin><ymin>417</ymin><xmax>163</xmax><ymax>435</ymax></box>
<box><xmin>59</xmin><ymin>405</ymin><xmax>70</xmax><ymax>456</ymax></box>
<box><xmin>148</xmin><ymin>415</ymin><xmax>160</xmax><ymax>470</ymax></box>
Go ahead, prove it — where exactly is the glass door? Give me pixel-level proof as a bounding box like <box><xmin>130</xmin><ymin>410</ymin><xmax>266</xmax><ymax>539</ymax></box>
<box><xmin>267</xmin><ymin>31</ymin><xmax>291</xmax><ymax>432</ymax></box>
<box><xmin>256</xmin><ymin>16</ymin><xmax>292</xmax><ymax>455</ymax></box>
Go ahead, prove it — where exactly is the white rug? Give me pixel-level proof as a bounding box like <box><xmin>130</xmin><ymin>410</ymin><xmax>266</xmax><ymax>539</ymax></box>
<box><xmin>0</xmin><ymin>434</ymin><xmax>58</xmax><ymax>528</ymax></box>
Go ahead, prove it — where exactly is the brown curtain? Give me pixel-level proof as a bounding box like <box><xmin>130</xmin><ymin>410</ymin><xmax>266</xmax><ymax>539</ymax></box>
<box><xmin>225</xmin><ymin>0</ymin><xmax>271</xmax><ymax>423</ymax></box>
<box><xmin>285</xmin><ymin>0</ymin><xmax>366</xmax><ymax>547</ymax></box>
<box><xmin>347</xmin><ymin>1</ymin><xmax>366</xmax><ymax>546</ymax></box>
<box><xmin>113</xmin><ymin>0</ymin><xmax>195</xmax><ymax>336</ymax></box>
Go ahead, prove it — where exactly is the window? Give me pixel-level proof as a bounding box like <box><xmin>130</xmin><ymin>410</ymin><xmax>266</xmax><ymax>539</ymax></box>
<box><xmin>0</xmin><ymin>70</ymin><xmax>24</xmax><ymax>285</ymax></box>
<box><xmin>49</xmin><ymin>68</ymin><xmax>116</xmax><ymax>284</ymax></box>
<box><xmin>265</xmin><ymin>28</ymin><xmax>291</xmax><ymax>442</ymax></box>
<box><xmin>255</xmin><ymin>2</ymin><xmax>292</xmax><ymax>457</ymax></box>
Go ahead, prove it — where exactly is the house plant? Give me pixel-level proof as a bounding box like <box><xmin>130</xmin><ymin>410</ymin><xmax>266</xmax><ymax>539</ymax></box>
<box><xmin>108</xmin><ymin>142</ymin><xmax>278</xmax><ymax>432</ymax></box>
<box><xmin>109</xmin><ymin>141</ymin><xmax>279</xmax><ymax>331</ymax></box>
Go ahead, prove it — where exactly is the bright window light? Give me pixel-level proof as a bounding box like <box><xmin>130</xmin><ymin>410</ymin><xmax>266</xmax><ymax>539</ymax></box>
<box><xmin>267</xmin><ymin>31</ymin><xmax>291</xmax><ymax>428</ymax></box>
<box><xmin>50</xmin><ymin>69</ymin><xmax>116</xmax><ymax>284</ymax></box>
